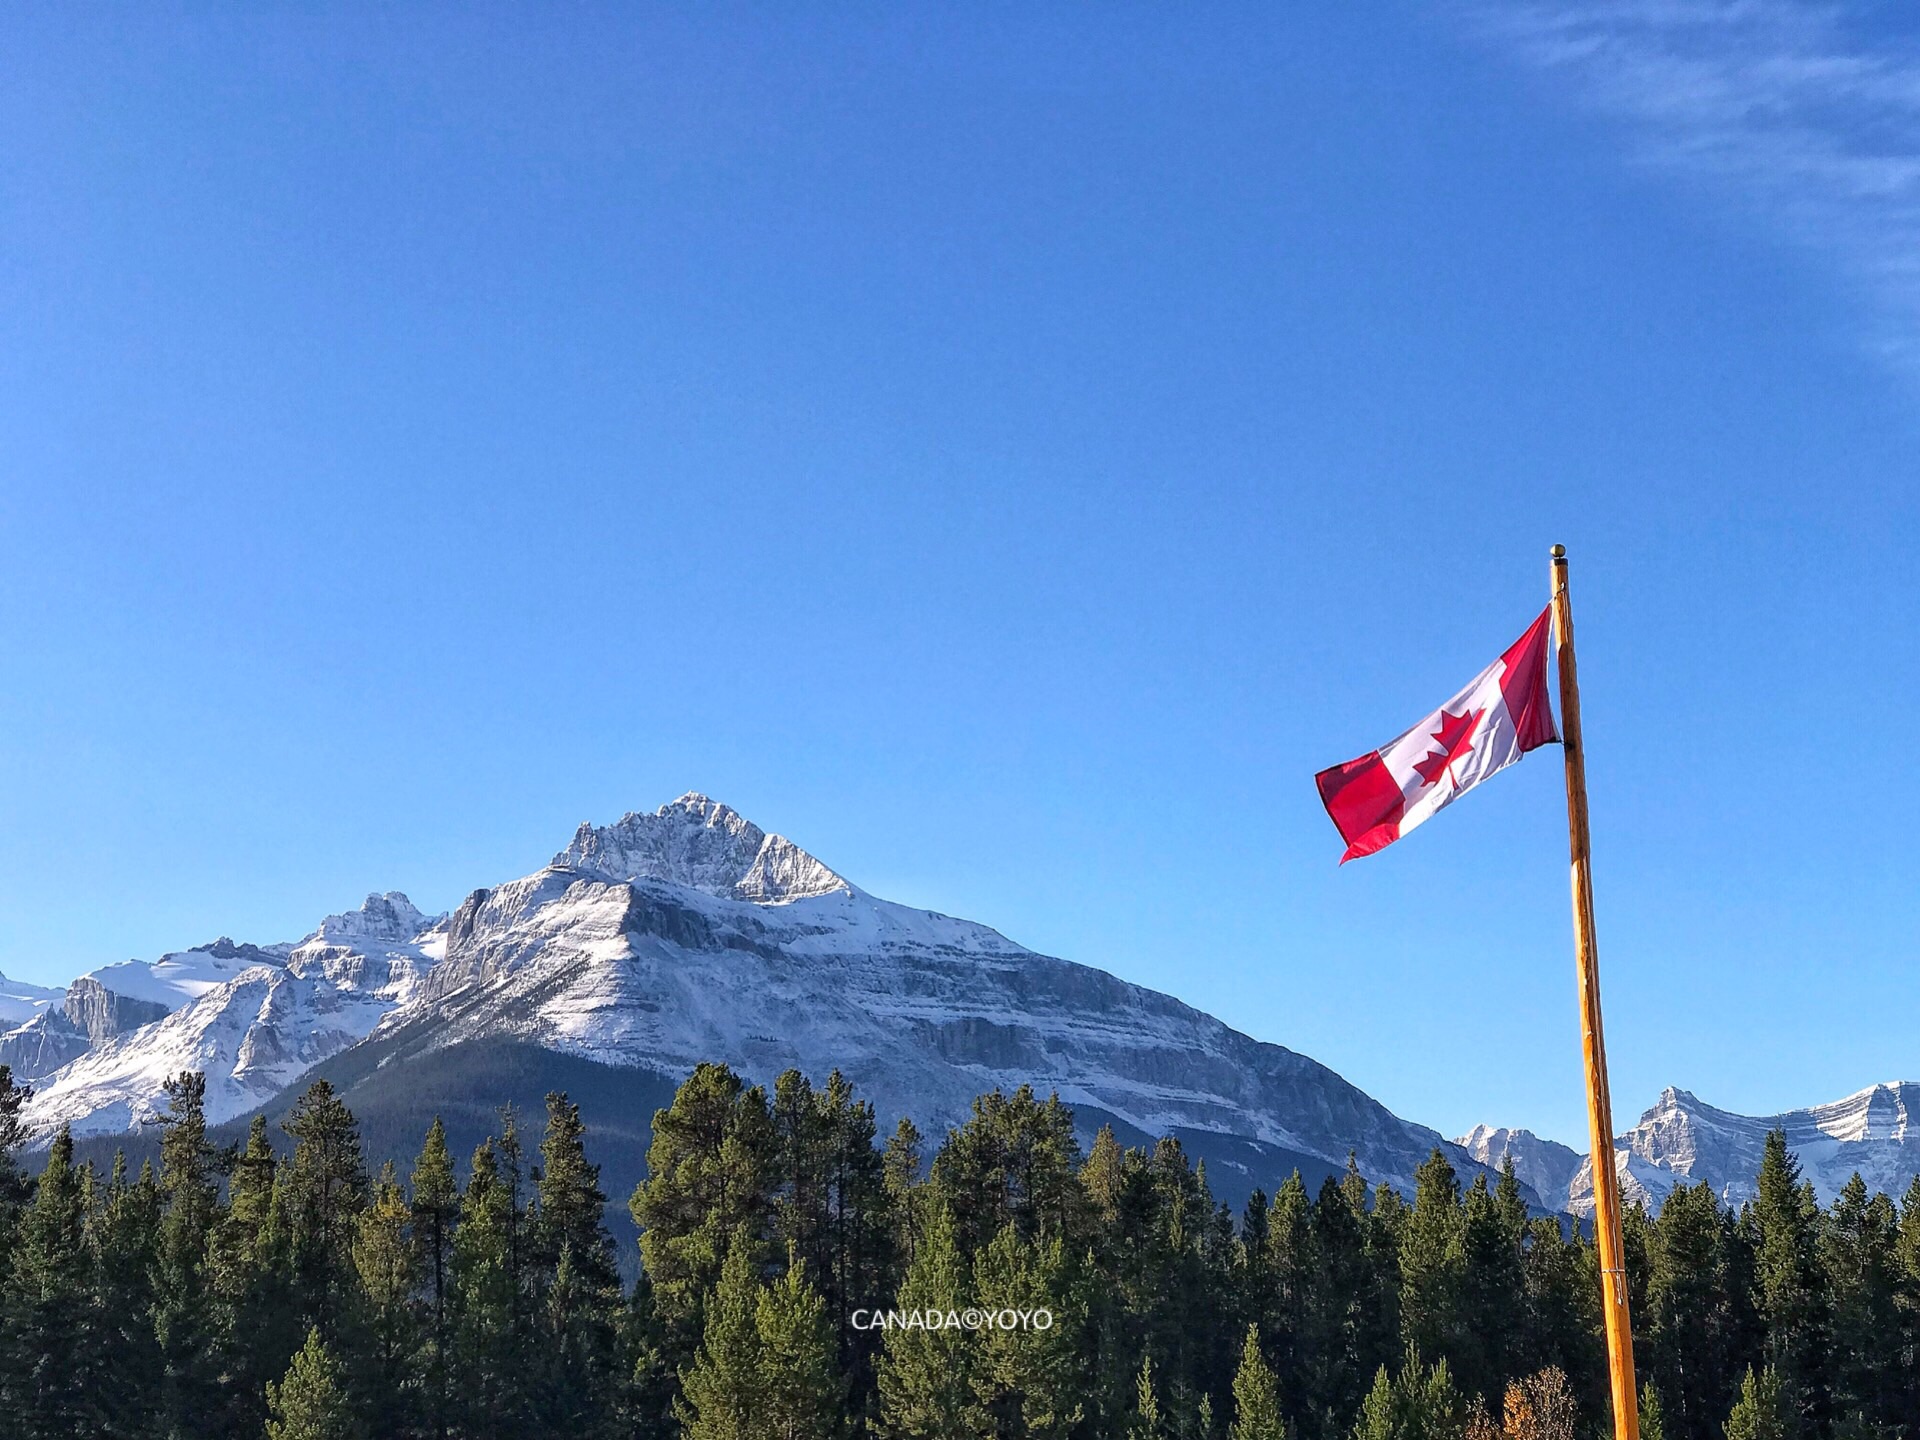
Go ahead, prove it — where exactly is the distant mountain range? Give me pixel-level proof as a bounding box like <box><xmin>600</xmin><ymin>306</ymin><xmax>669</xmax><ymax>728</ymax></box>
<box><xmin>3</xmin><ymin>793</ymin><xmax>1913</xmax><ymax>1217</ymax></box>
<box><xmin>1</xmin><ymin>795</ymin><xmax>1524</xmax><ymax>1209</ymax></box>
<box><xmin>1460</xmin><ymin>1081</ymin><xmax>1920</xmax><ymax>1214</ymax></box>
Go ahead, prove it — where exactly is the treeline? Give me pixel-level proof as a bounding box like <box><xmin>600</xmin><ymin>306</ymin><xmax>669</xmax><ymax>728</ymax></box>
<box><xmin>0</xmin><ymin>1061</ymin><xmax>1915</xmax><ymax>1440</ymax></box>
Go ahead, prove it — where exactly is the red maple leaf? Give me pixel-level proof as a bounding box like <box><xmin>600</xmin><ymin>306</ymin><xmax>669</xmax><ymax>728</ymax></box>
<box><xmin>1411</xmin><ymin>706</ymin><xmax>1484</xmax><ymax>790</ymax></box>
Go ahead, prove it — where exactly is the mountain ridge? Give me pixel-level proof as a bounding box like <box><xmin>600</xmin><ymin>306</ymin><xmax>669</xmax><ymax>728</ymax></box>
<box><xmin>1463</xmin><ymin>1079</ymin><xmax>1920</xmax><ymax>1215</ymax></box>
<box><xmin>6</xmin><ymin>794</ymin><xmax>1518</xmax><ymax>1207</ymax></box>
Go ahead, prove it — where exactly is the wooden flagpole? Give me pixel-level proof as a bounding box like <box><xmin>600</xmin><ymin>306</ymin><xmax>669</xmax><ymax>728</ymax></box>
<box><xmin>1549</xmin><ymin>544</ymin><xmax>1640</xmax><ymax>1440</ymax></box>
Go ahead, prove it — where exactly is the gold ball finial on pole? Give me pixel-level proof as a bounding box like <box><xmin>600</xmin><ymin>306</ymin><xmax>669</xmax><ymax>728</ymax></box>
<box><xmin>1550</xmin><ymin>543</ymin><xmax>1567</xmax><ymax>560</ymax></box>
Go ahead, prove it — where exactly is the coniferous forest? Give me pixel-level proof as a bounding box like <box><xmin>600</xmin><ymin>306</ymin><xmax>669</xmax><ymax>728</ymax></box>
<box><xmin>0</xmin><ymin>1060</ymin><xmax>1916</xmax><ymax>1440</ymax></box>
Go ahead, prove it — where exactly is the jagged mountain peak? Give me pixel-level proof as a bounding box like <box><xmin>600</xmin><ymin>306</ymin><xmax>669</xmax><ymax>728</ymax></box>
<box><xmin>304</xmin><ymin>892</ymin><xmax>437</xmax><ymax>948</ymax></box>
<box><xmin>552</xmin><ymin>794</ymin><xmax>852</xmax><ymax>904</ymax></box>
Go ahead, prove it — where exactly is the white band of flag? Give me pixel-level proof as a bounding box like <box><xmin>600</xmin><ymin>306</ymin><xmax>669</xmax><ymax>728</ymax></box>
<box><xmin>1315</xmin><ymin>607</ymin><xmax>1558</xmax><ymax>863</ymax></box>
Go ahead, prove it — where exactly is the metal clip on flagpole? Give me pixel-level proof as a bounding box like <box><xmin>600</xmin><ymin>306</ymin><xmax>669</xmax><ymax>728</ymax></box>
<box><xmin>1550</xmin><ymin>544</ymin><xmax>1641</xmax><ymax>1440</ymax></box>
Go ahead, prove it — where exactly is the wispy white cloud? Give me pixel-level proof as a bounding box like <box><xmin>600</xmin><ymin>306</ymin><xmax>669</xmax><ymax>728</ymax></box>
<box><xmin>1478</xmin><ymin>1</ymin><xmax>1920</xmax><ymax>372</ymax></box>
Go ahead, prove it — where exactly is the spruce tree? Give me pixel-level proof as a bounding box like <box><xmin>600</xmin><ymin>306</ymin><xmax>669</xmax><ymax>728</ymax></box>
<box><xmin>153</xmin><ymin>1071</ymin><xmax>226</xmax><ymax>1439</ymax></box>
<box><xmin>814</xmin><ymin>1068</ymin><xmax>896</xmax><ymax>1418</ymax></box>
<box><xmin>1646</xmin><ymin>1183</ymin><xmax>1739</xmax><ymax>1440</ymax></box>
<box><xmin>1641</xmin><ymin>1382</ymin><xmax>1668</xmax><ymax>1440</ymax></box>
<box><xmin>535</xmin><ymin>1092</ymin><xmax>621</xmax><ymax>1436</ymax></box>
<box><xmin>757</xmin><ymin>1249</ymin><xmax>844</xmax><ymax>1440</ymax></box>
<box><xmin>968</xmin><ymin>1224</ymin><xmax>1085</xmax><ymax>1439</ymax></box>
<box><xmin>630</xmin><ymin>1063</ymin><xmax>776</xmax><ymax>1357</ymax></box>
<box><xmin>1230</xmin><ymin>1324</ymin><xmax>1287</xmax><ymax>1440</ymax></box>
<box><xmin>352</xmin><ymin>1162</ymin><xmax>420</xmax><ymax>1434</ymax></box>
<box><xmin>280</xmin><ymin>1079</ymin><xmax>370</xmax><ymax>1337</ymax></box>
<box><xmin>1259</xmin><ymin>1171</ymin><xmax>1310</xmax><ymax>1410</ymax></box>
<box><xmin>876</xmin><ymin>1200</ymin><xmax>975</xmax><ymax>1439</ymax></box>
<box><xmin>209</xmin><ymin>1112</ymin><xmax>297</xmax><ymax>1439</ymax></box>
<box><xmin>4</xmin><ymin>1128</ymin><xmax>97</xmax><ymax>1437</ymax></box>
<box><xmin>1519</xmin><ymin>1215</ymin><xmax>1603</xmax><ymax>1422</ymax></box>
<box><xmin>450</xmin><ymin>1131</ymin><xmax>536</xmax><ymax>1439</ymax></box>
<box><xmin>1895</xmin><ymin>1175</ymin><xmax>1920</xmax><ymax>1428</ymax></box>
<box><xmin>930</xmin><ymin>1085</ymin><xmax>1087</xmax><ymax>1254</ymax></box>
<box><xmin>675</xmin><ymin>1227</ymin><xmax>764</xmax><ymax>1440</ymax></box>
<box><xmin>1302</xmin><ymin>1173</ymin><xmax>1375</xmax><ymax>1438</ymax></box>
<box><xmin>1350</xmin><ymin>1351</ymin><xmax>1466</xmax><ymax>1440</ymax></box>
<box><xmin>1722</xmin><ymin>1367</ymin><xmax>1790</xmax><ymax>1440</ymax></box>
<box><xmin>1455</xmin><ymin>1169</ymin><xmax>1524</xmax><ymax>1403</ymax></box>
<box><xmin>87</xmin><ymin>1152</ymin><xmax>164</xmax><ymax>1439</ymax></box>
<box><xmin>411</xmin><ymin>1117</ymin><xmax>460</xmax><ymax>1440</ymax></box>
<box><xmin>1750</xmin><ymin>1134</ymin><xmax>1826</xmax><ymax>1435</ymax></box>
<box><xmin>1818</xmin><ymin>1174</ymin><xmax>1901</xmax><ymax>1435</ymax></box>
<box><xmin>1132</xmin><ymin>1354</ymin><xmax>1164</xmax><ymax>1440</ymax></box>
<box><xmin>0</xmin><ymin>1063</ymin><xmax>33</xmax><ymax>1278</ymax></box>
<box><xmin>1399</xmin><ymin>1151</ymin><xmax>1466</xmax><ymax>1373</ymax></box>
<box><xmin>537</xmin><ymin>1091</ymin><xmax>617</xmax><ymax>1290</ymax></box>
<box><xmin>267</xmin><ymin>1325</ymin><xmax>365</xmax><ymax>1440</ymax></box>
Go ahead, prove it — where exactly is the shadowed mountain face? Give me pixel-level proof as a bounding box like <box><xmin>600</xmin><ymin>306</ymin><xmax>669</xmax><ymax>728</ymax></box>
<box><xmin>20</xmin><ymin>794</ymin><xmax>1532</xmax><ymax>1205</ymax></box>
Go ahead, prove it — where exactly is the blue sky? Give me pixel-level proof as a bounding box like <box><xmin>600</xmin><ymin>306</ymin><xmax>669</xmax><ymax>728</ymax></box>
<box><xmin>1</xmin><ymin>4</ymin><xmax>1915</xmax><ymax>1149</ymax></box>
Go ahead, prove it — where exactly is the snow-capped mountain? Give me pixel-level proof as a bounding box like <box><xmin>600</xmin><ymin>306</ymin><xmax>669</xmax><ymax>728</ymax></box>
<box><xmin>1456</xmin><ymin>1124</ymin><xmax>1585</xmax><ymax>1211</ymax></box>
<box><xmin>1466</xmin><ymin>1082</ymin><xmax>1920</xmax><ymax>1215</ymax></box>
<box><xmin>21</xmin><ymin>896</ymin><xmax>444</xmax><ymax>1136</ymax></box>
<box><xmin>0</xmin><ymin>972</ymin><xmax>63</xmax><ymax>1028</ymax></box>
<box><xmin>15</xmin><ymin>796</ymin><xmax>1526</xmax><ymax>1200</ymax></box>
<box><xmin>0</xmin><ymin>938</ymin><xmax>294</xmax><ymax>1085</ymax></box>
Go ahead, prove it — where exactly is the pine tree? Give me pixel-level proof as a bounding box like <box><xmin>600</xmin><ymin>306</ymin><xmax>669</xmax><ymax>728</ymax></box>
<box><xmin>757</xmin><ymin>1249</ymin><xmax>844</xmax><ymax>1440</ymax></box>
<box><xmin>209</xmin><ymin>1112</ymin><xmax>297</xmax><ymax>1439</ymax></box>
<box><xmin>87</xmin><ymin>1152</ymin><xmax>164</xmax><ymax>1439</ymax></box>
<box><xmin>153</xmin><ymin>1071</ymin><xmax>226</xmax><ymax>1439</ymax></box>
<box><xmin>968</xmin><ymin>1224</ymin><xmax>1085</xmax><ymax>1439</ymax></box>
<box><xmin>930</xmin><ymin>1085</ymin><xmax>1087</xmax><ymax>1254</ymax></box>
<box><xmin>1399</xmin><ymin>1151</ymin><xmax>1466</xmax><ymax>1373</ymax></box>
<box><xmin>353</xmin><ymin>1162</ymin><xmax>420</xmax><ymax>1434</ymax></box>
<box><xmin>280</xmin><ymin>1080</ymin><xmax>371</xmax><ymax>1336</ymax></box>
<box><xmin>535</xmin><ymin>1091</ymin><xmax>622</xmax><ymax>1436</ymax></box>
<box><xmin>1230</xmin><ymin>1324</ymin><xmax>1287</xmax><ymax>1440</ymax></box>
<box><xmin>1641</xmin><ymin>1382</ymin><xmax>1668</xmax><ymax>1440</ymax></box>
<box><xmin>411</xmin><ymin>1117</ymin><xmax>460</xmax><ymax>1440</ymax></box>
<box><xmin>1132</xmin><ymin>1354</ymin><xmax>1164</xmax><ymax>1440</ymax></box>
<box><xmin>1455</xmin><ymin>1170</ymin><xmax>1525</xmax><ymax>1403</ymax></box>
<box><xmin>876</xmin><ymin>1200</ymin><xmax>975</xmax><ymax>1439</ymax></box>
<box><xmin>0</xmin><ymin>1063</ymin><xmax>34</xmax><ymax>1279</ymax></box>
<box><xmin>1646</xmin><ymin>1183</ymin><xmax>1740</xmax><ymax>1440</ymax></box>
<box><xmin>1819</xmin><ymin>1174</ymin><xmax>1901</xmax><ymax>1435</ymax></box>
<box><xmin>1302</xmin><ymin>1172</ymin><xmax>1376</xmax><ymax>1439</ymax></box>
<box><xmin>1722</xmin><ymin>1367</ymin><xmax>1791</xmax><ymax>1440</ymax></box>
<box><xmin>1350</xmin><ymin>1351</ymin><xmax>1467</xmax><ymax>1440</ymax></box>
<box><xmin>451</xmin><ymin>1133</ymin><xmax>534</xmax><ymax>1440</ymax></box>
<box><xmin>267</xmin><ymin>1325</ymin><xmax>365</xmax><ymax>1440</ymax></box>
<box><xmin>630</xmin><ymin>1063</ymin><xmax>776</xmax><ymax>1358</ymax></box>
<box><xmin>675</xmin><ymin>1227</ymin><xmax>764</xmax><ymax>1440</ymax></box>
<box><xmin>4</xmin><ymin>1128</ymin><xmax>98</xmax><ymax>1437</ymax></box>
<box><xmin>1895</xmin><ymin>1175</ymin><xmax>1920</xmax><ymax>1428</ymax></box>
<box><xmin>1750</xmin><ymin>1134</ymin><xmax>1826</xmax><ymax>1435</ymax></box>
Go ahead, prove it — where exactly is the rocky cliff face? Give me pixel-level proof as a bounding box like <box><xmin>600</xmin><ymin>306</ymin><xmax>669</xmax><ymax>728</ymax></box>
<box><xmin>1468</xmin><ymin>1081</ymin><xmax>1920</xmax><ymax>1215</ymax></box>
<box><xmin>21</xmin><ymin>900</ymin><xmax>443</xmax><ymax>1136</ymax></box>
<box><xmin>1562</xmin><ymin>1082</ymin><xmax>1920</xmax><ymax>1214</ymax></box>
<box><xmin>1457</xmin><ymin>1124</ymin><xmax>1585</xmax><ymax>1210</ymax></box>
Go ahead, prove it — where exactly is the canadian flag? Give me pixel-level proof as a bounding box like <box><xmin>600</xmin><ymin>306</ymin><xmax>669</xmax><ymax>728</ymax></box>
<box><xmin>1315</xmin><ymin>607</ymin><xmax>1559</xmax><ymax>862</ymax></box>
